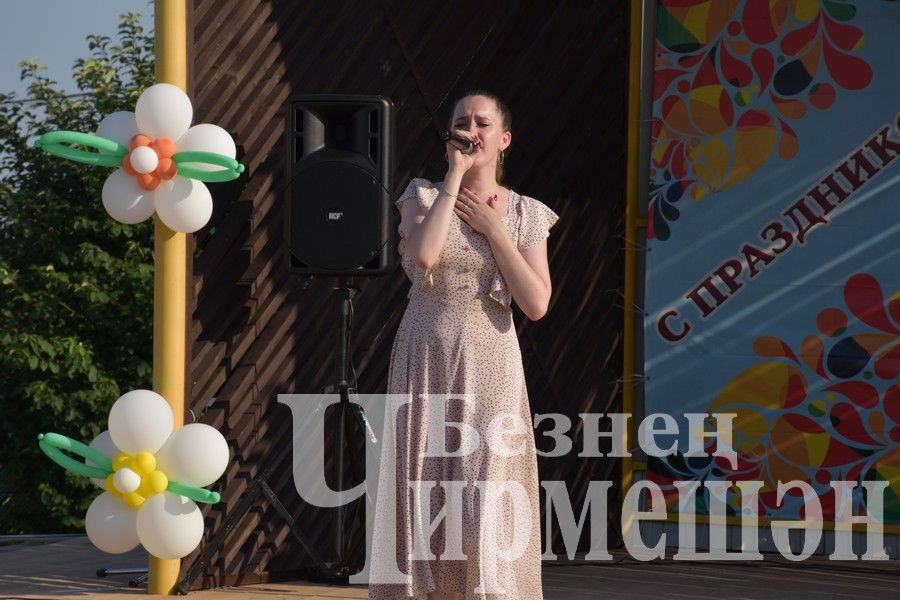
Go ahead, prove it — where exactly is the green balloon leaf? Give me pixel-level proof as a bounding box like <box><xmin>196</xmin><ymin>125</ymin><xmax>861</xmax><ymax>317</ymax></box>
<box><xmin>167</xmin><ymin>480</ymin><xmax>221</xmax><ymax>504</ymax></box>
<box><xmin>35</xmin><ymin>132</ymin><xmax>245</xmax><ymax>185</ymax></box>
<box><xmin>37</xmin><ymin>432</ymin><xmax>113</xmax><ymax>479</ymax></box>
<box><xmin>37</xmin><ymin>432</ymin><xmax>222</xmax><ymax>504</ymax></box>
<box><xmin>36</xmin><ymin>131</ymin><xmax>128</xmax><ymax>167</ymax></box>
<box><xmin>172</xmin><ymin>151</ymin><xmax>244</xmax><ymax>182</ymax></box>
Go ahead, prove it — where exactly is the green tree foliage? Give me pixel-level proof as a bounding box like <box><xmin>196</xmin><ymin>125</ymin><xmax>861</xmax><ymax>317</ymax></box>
<box><xmin>0</xmin><ymin>14</ymin><xmax>154</xmax><ymax>533</ymax></box>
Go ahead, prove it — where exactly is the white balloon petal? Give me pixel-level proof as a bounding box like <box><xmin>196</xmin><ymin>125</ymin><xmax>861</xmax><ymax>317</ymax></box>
<box><xmin>135</xmin><ymin>83</ymin><xmax>193</xmax><ymax>141</ymax></box>
<box><xmin>85</xmin><ymin>492</ymin><xmax>140</xmax><ymax>554</ymax></box>
<box><xmin>176</xmin><ymin>124</ymin><xmax>236</xmax><ymax>171</ymax></box>
<box><xmin>156</xmin><ymin>423</ymin><xmax>229</xmax><ymax>488</ymax></box>
<box><xmin>108</xmin><ymin>389</ymin><xmax>174</xmax><ymax>455</ymax></box>
<box><xmin>136</xmin><ymin>492</ymin><xmax>204</xmax><ymax>559</ymax></box>
<box><xmin>96</xmin><ymin>111</ymin><xmax>138</xmax><ymax>153</ymax></box>
<box><xmin>87</xmin><ymin>430</ymin><xmax>120</xmax><ymax>488</ymax></box>
<box><xmin>102</xmin><ymin>170</ymin><xmax>156</xmax><ymax>224</ymax></box>
<box><xmin>154</xmin><ymin>176</ymin><xmax>213</xmax><ymax>233</ymax></box>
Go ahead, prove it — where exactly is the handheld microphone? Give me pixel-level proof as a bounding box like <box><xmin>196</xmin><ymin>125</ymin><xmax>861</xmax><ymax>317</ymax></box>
<box><xmin>439</xmin><ymin>128</ymin><xmax>476</xmax><ymax>155</ymax></box>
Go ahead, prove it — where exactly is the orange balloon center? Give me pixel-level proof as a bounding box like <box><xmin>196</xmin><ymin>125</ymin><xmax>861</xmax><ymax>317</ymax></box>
<box><xmin>122</xmin><ymin>135</ymin><xmax>178</xmax><ymax>191</ymax></box>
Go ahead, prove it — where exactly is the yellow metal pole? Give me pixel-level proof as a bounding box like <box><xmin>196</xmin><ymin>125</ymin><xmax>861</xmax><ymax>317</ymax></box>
<box><xmin>622</xmin><ymin>0</ymin><xmax>644</xmax><ymax>546</ymax></box>
<box><xmin>150</xmin><ymin>0</ymin><xmax>187</xmax><ymax>594</ymax></box>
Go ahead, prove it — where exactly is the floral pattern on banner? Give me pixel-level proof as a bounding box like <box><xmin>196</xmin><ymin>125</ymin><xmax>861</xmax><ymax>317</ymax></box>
<box><xmin>650</xmin><ymin>0</ymin><xmax>874</xmax><ymax>241</ymax></box>
<box><xmin>646</xmin><ymin>273</ymin><xmax>900</xmax><ymax>523</ymax></box>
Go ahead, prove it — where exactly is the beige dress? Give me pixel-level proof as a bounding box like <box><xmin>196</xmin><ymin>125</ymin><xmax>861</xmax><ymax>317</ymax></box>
<box><xmin>368</xmin><ymin>178</ymin><xmax>559</xmax><ymax>600</ymax></box>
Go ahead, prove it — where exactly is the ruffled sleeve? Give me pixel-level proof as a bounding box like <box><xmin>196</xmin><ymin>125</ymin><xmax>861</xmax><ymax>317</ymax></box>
<box><xmin>516</xmin><ymin>195</ymin><xmax>560</xmax><ymax>250</ymax></box>
<box><xmin>487</xmin><ymin>193</ymin><xmax>560</xmax><ymax>311</ymax></box>
<box><xmin>395</xmin><ymin>178</ymin><xmax>439</xmax><ymax>294</ymax></box>
<box><xmin>488</xmin><ymin>270</ymin><xmax>512</xmax><ymax>310</ymax></box>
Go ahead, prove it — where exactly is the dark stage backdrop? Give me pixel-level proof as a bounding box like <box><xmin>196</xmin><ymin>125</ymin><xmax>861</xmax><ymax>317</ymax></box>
<box><xmin>184</xmin><ymin>0</ymin><xmax>628</xmax><ymax>587</ymax></box>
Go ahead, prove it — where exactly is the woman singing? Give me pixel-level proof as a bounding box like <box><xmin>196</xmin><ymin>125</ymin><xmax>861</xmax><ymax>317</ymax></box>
<box><xmin>369</xmin><ymin>90</ymin><xmax>559</xmax><ymax>600</ymax></box>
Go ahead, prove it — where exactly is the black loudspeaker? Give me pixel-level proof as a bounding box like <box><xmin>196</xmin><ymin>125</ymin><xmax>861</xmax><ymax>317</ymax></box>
<box><xmin>285</xmin><ymin>94</ymin><xmax>394</xmax><ymax>275</ymax></box>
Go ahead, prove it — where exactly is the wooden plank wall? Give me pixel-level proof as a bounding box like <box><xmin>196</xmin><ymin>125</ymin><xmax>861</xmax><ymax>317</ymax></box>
<box><xmin>186</xmin><ymin>0</ymin><xmax>628</xmax><ymax>586</ymax></box>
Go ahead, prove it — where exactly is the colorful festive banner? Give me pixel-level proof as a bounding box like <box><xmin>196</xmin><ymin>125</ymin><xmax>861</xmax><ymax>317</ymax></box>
<box><xmin>644</xmin><ymin>0</ymin><xmax>900</xmax><ymax>525</ymax></box>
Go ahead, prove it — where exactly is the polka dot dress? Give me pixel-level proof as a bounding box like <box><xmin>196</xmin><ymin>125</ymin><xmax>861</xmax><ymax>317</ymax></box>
<box><xmin>368</xmin><ymin>178</ymin><xmax>560</xmax><ymax>600</ymax></box>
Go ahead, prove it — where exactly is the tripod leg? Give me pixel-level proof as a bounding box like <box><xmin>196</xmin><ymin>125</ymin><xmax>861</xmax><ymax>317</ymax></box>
<box><xmin>176</xmin><ymin>433</ymin><xmax>332</xmax><ymax>593</ymax></box>
<box><xmin>259</xmin><ymin>480</ymin><xmax>330</xmax><ymax>573</ymax></box>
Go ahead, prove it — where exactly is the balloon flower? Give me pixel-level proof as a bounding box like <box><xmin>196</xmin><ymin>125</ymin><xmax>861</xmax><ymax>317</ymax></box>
<box><xmin>38</xmin><ymin>389</ymin><xmax>230</xmax><ymax>559</ymax></box>
<box><xmin>35</xmin><ymin>83</ymin><xmax>245</xmax><ymax>233</ymax></box>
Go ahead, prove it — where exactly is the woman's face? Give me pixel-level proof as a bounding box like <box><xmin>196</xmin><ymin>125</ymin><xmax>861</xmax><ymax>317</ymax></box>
<box><xmin>449</xmin><ymin>95</ymin><xmax>511</xmax><ymax>168</ymax></box>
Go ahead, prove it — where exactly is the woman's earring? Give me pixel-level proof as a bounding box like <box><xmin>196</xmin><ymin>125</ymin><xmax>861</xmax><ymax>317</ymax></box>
<box><xmin>498</xmin><ymin>150</ymin><xmax>505</xmax><ymax>165</ymax></box>
<box><xmin>445</xmin><ymin>152</ymin><xmax>449</xmax><ymax>162</ymax></box>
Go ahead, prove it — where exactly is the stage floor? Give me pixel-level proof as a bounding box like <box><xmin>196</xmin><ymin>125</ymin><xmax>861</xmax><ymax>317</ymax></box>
<box><xmin>1</xmin><ymin>536</ymin><xmax>897</xmax><ymax>599</ymax></box>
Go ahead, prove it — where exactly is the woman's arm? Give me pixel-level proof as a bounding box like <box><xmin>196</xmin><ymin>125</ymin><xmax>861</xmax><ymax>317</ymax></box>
<box><xmin>486</xmin><ymin>226</ymin><xmax>552</xmax><ymax>321</ymax></box>
<box><xmin>400</xmin><ymin>170</ymin><xmax>465</xmax><ymax>270</ymax></box>
<box><xmin>401</xmin><ymin>128</ymin><xmax>480</xmax><ymax>269</ymax></box>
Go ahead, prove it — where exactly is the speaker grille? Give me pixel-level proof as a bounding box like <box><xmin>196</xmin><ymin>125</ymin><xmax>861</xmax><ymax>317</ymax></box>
<box><xmin>289</xmin><ymin>161</ymin><xmax>380</xmax><ymax>270</ymax></box>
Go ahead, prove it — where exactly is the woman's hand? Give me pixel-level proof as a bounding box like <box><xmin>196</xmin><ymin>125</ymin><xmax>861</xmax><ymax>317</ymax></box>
<box><xmin>446</xmin><ymin>128</ymin><xmax>480</xmax><ymax>174</ymax></box>
<box><xmin>454</xmin><ymin>186</ymin><xmax>503</xmax><ymax>237</ymax></box>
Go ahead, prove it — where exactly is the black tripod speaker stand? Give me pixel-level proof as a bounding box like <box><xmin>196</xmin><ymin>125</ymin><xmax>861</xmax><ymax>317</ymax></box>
<box><xmin>177</xmin><ymin>275</ymin><xmax>370</xmax><ymax>592</ymax></box>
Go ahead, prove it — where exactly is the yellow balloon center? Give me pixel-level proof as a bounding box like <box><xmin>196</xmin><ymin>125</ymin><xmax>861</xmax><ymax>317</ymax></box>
<box><xmin>105</xmin><ymin>451</ymin><xmax>169</xmax><ymax>508</ymax></box>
